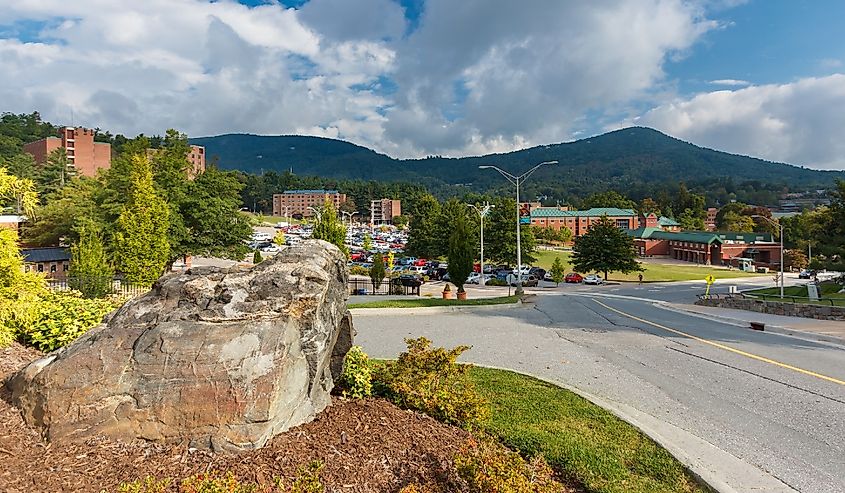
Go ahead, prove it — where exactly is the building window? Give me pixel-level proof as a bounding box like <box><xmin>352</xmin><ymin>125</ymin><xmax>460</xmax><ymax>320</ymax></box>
<box><xmin>38</xmin><ymin>264</ymin><xmax>44</xmax><ymax>272</ymax></box>
<box><xmin>63</xmin><ymin>263</ymin><xmax>69</xmax><ymax>271</ymax></box>
<box><xmin>50</xmin><ymin>264</ymin><xmax>57</xmax><ymax>273</ymax></box>
<box><xmin>24</xmin><ymin>265</ymin><xmax>30</xmax><ymax>272</ymax></box>
<box><xmin>615</xmin><ymin>219</ymin><xmax>628</xmax><ymax>229</ymax></box>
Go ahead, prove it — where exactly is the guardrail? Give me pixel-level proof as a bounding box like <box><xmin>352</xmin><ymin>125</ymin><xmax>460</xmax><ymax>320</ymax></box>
<box><xmin>47</xmin><ymin>277</ymin><xmax>150</xmax><ymax>299</ymax></box>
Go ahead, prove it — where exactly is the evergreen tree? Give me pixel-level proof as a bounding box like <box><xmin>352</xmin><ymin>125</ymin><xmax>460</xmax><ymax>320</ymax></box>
<box><xmin>113</xmin><ymin>155</ymin><xmax>170</xmax><ymax>286</ymax></box>
<box><xmin>549</xmin><ymin>256</ymin><xmax>566</xmax><ymax>286</ymax></box>
<box><xmin>253</xmin><ymin>249</ymin><xmax>263</xmax><ymax>264</ymax></box>
<box><xmin>405</xmin><ymin>193</ymin><xmax>441</xmax><ymax>258</ymax></box>
<box><xmin>362</xmin><ymin>234</ymin><xmax>373</xmax><ymax>252</ymax></box>
<box><xmin>312</xmin><ymin>200</ymin><xmax>348</xmax><ymax>255</ymax></box>
<box><xmin>38</xmin><ymin>147</ymin><xmax>76</xmax><ymax>196</ymax></box>
<box><xmin>447</xmin><ymin>211</ymin><xmax>474</xmax><ymax>293</ymax></box>
<box><xmin>572</xmin><ymin>215</ymin><xmax>642</xmax><ymax>280</ymax></box>
<box><xmin>68</xmin><ymin>224</ymin><xmax>114</xmax><ymax>298</ymax></box>
<box><xmin>486</xmin><ymin>197</ymin><xmax>537</xmax><ymax>265</ymax></box>
<box><xmin>369</xmin><ymin>254</ymin><xmax>386</xmax><ymax>290</ymax></box>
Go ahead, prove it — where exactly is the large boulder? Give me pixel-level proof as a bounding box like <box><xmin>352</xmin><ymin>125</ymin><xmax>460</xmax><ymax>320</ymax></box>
<box><xmin>8</xmin><ymin>240</ymin><xmax>354</xmax><ymax>452</ymax></box>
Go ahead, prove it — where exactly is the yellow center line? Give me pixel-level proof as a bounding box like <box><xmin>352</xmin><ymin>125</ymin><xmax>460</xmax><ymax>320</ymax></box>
<box><xmin>592</xmin><ymin>298</ymin><xmax>845</xmax><ymax>387</ymax></box>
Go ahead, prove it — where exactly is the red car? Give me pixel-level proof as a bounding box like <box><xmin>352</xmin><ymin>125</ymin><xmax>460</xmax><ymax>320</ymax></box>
<box><xmin>565</xmin><ymin>273</ymin><xmax>583</xmax><ymax>283</ymax></box>
<box><xmin>413</xmin><ymin>258</ymin><xmax>428</xmax><ymax>267</ymax></box>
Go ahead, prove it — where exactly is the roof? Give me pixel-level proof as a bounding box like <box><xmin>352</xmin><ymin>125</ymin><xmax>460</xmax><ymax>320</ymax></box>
<box><xmin>657</xmin><ymin>216</ymin><xmax>680</xmax><ymax>227</ymax></box>
<box><xmin>282</xmin><ymin>189</ymin><xmax>340</xmax><ymax>194</ymax></box>
<box><xmin>716</xmin><ymin>232</ymin><xmax>774</xmax><ymax>243</ymax></box>
<box><xmin>627</xmin><ymin>228</ymin><xmax>722</xmax><ymax>244</ymax></box>
<box><xmin>0</xmin><ymin>215</ymin><xmax>26</xmax><ymax>223</ymax></box>
<box><xmin>21</xmin><ymin>247</ymin><xmax>70</xmax><ymax>263</ymax></box>
<box><xmin>531</xmin><ymin>207</ymin><xmax>636</xmax><ymax>218</ymax></box>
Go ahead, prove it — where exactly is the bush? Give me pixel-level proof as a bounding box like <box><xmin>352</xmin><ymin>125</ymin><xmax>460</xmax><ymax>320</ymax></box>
<box><xmin>349</xmin><ymin>265</ymin><xmax>369</xmax><ymax>276</ymax></box>
<box><xmin>288</xmin><ymin>461</ymin><xmax>324</xmax><ymax>493</ymax></box>
<box><xmin>454</xmin><ymin>438</ymin><xmax>565</xmax><ymax>493</ymax></box>
<box><xmin>18</xmin><ymin>290</ymin><xmax>122</xmax><ymax>352</ymax></box>
<box><xmin>181</xmin><ymin>471</ymin><xmax>260</xmax><ymax>493</ymax></box>
<box><xmin>118</xmin><ymin>477</ymin><xmax>171</xmax><ymax>493</ymax></box>
<box><xmin>398</xmin><ymin>484</ymin><xmax>435</xmax><ymax>493</ymax></box>
<box><xmin>338</xmin><ymin>346</ymin><xmax>373</xmax><ymax>398</ymax></box>
<box><xmin>116</xmin><ymin>462</ymin><xmax>324</xmax><ymax>493</ymax></box>
<box><xmin>486</xmin><ymin>278</ymin><xmax>508</xmax><ymax>287</ymax></box>
<box><xmin>374</xmin><ymin>337</ymin><xmax>488</xmax><ymax>429</ymax></box>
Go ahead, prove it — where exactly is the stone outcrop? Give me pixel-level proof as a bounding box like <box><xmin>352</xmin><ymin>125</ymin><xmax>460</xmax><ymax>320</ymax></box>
<box><xmin>9</xmin><ymin>240</ymin><xmax>354</xmax><ymax>451</ymax></box>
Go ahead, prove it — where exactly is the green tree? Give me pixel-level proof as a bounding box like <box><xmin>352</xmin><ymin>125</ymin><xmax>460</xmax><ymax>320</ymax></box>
<box><xmin>68</xmin><ymin>224</ymin><xmax>114</xmax><ymax>298</ymax></box>
<box><xmin>113</xmin><ymin>155</ymin><xmax>171</xmax><ymax>286</ymax></box>
<box><xmin>362</xmin><ymin>234</ymin><xmax>373</xmax><ymax>252</ymax></box>
<box><xmin>253</xmin><ymin>249</ymin><xmax>263</xmax><ymax>264</ymax></box>
<box><xmin>0</xmin><ymin>166</ymin><xmax>38</xmax><ymax>216</ymax></box>
<box><xmin>572</xmin><ymin>215</ymin><xmax>642</xmax><ymax>280</ymax></box>
<box><xmin>721</xmin><ymin>211</ymin><xmax>755</xmax><ymax>232</ymax></box>
<box><xmin>549</xmin><ymin>256</ymin><xmax>566</xmax><ymax>286</ymax></box>
<box><xmin>405</xmin><ymin>193</ymin><xmax>441</xmax><ymax>258</ymax></box>
<box><xmin>783</xmin><ymin>249</ymin><xmax>808</xmax><ymax>270</ymax></box>
<box><xmin>813</xmin><ymin>180</ymin><xmax>845</xmax><ymax>270</ymax></box>
<box><xmin>677</xmin><ymin>208</ymin><xmax>706</xmax><ymax>231</ymax></box>
<box><xmin>273</xmin><ymin>230</ymin><xmax>285</xmax><ymax>246</ymax></box>
<box><xmin>638</xmin><ymin>197</ymin><xmax>661</xmax><ymax>216</ymax></box>
<box><xmin>486</xmin><ymin>197</ymin><xmax>536</xmax><ymax>266</ymax></box>
<box><xmin>2</xmin><ymin>153</ymin><xmax>38</xmax><ymax>181</ymax></box>
<box><xmin>24</xmin><ymin>178</ymin><xmax>103</xmax><ymax>247</ymax></box>
<box><xmin>38</xmin><ymin>147</ymin><xmax>76</xmax><ymax>196</ymax></box>
<box><xmin>582</xmin><ymin>190</ymin><xmax>636</xmax><ymax>210</ymax></box>
<box><xmin>150</xmin><ymin>130</ymin><xmax>193</xmax><ymax>264</ymax></box>
<box><xmin>312</xmin><ymin>200</ymin><xmax>348</xmax><ymax>255</ymax></box>
<box><xmin>448</xmin><ymin>211</ymin><xmax>474</xmax><ymax>293</ymax></box>
<box><xmin>369</xmin><ymin>254</ymin><xmax>386</xmax><ymax>291</ymax></box>
<box><xmin>392</xmin><ymin>215</ymin><xmax>409</xmax><ymax>228</ymax></box>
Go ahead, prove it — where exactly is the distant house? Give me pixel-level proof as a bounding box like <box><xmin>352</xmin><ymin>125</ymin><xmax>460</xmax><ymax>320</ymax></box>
<box><xmin>21</xmin><ymin>247</ymin><xmax>71</xmax><ymax>280</ymax></box>
<box><xmin>0</xmin><ymin>215</ymin><xmax>26</xmax><ymax>231</ymax></box>
<box><xmin>626</xmin><ymin>229</ymin><xmax>781</xmax><ymax>269</ymax></box>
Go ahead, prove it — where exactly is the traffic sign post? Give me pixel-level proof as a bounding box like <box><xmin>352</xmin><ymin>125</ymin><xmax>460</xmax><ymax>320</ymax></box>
<box><xmin>705</xmin><ymin>275</ymin><xmax>715</xmax><ymax>296</ymax></box>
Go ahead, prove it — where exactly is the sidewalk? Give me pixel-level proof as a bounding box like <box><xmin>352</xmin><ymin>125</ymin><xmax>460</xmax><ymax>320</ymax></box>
<box><xmin>666</xmin><ymin>303</ymin><xmax>845</xmax><ymax>344</ymax></box>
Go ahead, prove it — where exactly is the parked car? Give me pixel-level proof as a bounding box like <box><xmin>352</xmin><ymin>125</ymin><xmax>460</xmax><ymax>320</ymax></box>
<box><xmin>512</xmin><ymin>265</ymin><xmax>532</xmax><ymax>276</ymax></box>
<box><xmin>583</xmin><ymin>274</ymin><xmax>604</xmax><ymax>285</ymax></box>
<box><xmin>529</xmin><ymin>267</ymin><xmax>546</xmax><ymax>280</ymax></box>
<box><xmin>467</xmin><ymin>272</ymin><xmax>494</xmax><ymax>284</ymax></box>
<box><xmin>798</xmin><ymin>270</ymin><xmax>813</xmax><ymax>279</ymax></box>
<box><xmin>565</xmin><ymin>272</ymin><xmax>584</xmax><ymax>283</ymax></box>
<box><xmin>509</xmin><ymin>275</ymin><xmax>539</xmax><ymax>287</ymax></box>
<box><xmin>397</xmin><ymin>274</ymin><xmax>423</xmax><ymax>287</ymax></box>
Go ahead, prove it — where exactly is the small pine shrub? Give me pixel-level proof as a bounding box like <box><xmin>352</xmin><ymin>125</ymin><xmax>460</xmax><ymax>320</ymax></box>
<box><xmin>485</xmin><ymin>278</ymin><xmax>508</xmax><ymax>287</ymax></box>
<box><xmin>180</xmin><ymin>471</ymin><xmax>260</xmax><ymax>493</ymax></box>
<box><xmin>117</xmin><ymin>476</ymin><xmax>171</xmax><ymax>493</ymax></box>
<box><xmin>338</xmin><ymin>346</ymin><xmax>373</xmax><ymax>398</ymax></box>
<box><xmin>289</xmin><ymin>460</ymin><xmax>325</xmax><ymax>493</ymax></box>
<box><xmin>374</xmin><ymin>337</ymin><xmax>488</xmax><ymax>429</ymax></box>
<box><xmin>253</xmin><ymin>249</ymin><xmax>264</xmax><ymax>264</ymax></box>
<box><xmin>398</xmin><ymin>484</ymin><xmax>435</xmax><ymax>493</ymax></box>
<box><xmin>454</xmin><ymin>438</ymin><xmax>565</xmax><ymax>493</ymax></box>
<box><xmin>349</xmin><ymin>265</ymin><xmax>370</xmax><ymax>276</ymax></box>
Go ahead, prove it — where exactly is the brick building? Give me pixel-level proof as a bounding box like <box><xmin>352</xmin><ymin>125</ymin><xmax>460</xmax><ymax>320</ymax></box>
<box><xmin>0</xmin><ymin>215</ymin><xmax>26</xmax><ymax>231</ymax></box>
<box><xmin>21</xmin><ymin>247</ymin><xmax>71</xmax><ymax>280</ymax></box>
<box><xmin>627</xmin><ymin>229</ymin><xmax>781</xmax><ymax>268</ymax></box>
<box><xmin>272</xmin><ymin>190</ymin><xmax>347</xmax><ymax>218</ymax></box>
<box><xmin>24</xmin><ymin>127</ymin><xmax>111</xmax><ymax>177</ymax></box>
<box><xmin>530</xmin><ymin>207</ymin><xmax>639</xmax><ymax>237</ymax></box>
<box><xmin>370</xmin><ymin>199</ymin><xmax>401</xmax><ymax>225</ymax></box>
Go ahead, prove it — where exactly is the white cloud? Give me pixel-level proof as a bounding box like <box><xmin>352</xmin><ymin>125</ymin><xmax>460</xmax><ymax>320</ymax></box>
<box><xmin>630</xmin><ymin>74</ymin><xmax>845</xmax><ymax>169</ymax></box>
<box><xmin>12</xmin><ymin>0</ymin><xmax>830</xmax><ymax>169</ymax></box>
<box><xmin>709</xmin><ymin>79</ymin><xmax>750</xmax><ymax>86</ymax></box>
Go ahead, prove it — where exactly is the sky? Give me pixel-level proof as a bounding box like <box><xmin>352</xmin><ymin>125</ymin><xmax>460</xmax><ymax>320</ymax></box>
<box><xmin>1</xmin><ymin>0</ymin><xmax>844</xmax><ymax>169</ymax></box>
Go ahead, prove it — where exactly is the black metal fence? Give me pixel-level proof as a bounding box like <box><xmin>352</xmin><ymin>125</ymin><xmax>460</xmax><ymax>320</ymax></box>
<box><xmin>47</xmin><ymin>277</ymin><xmax>150</xmax><ymax>299</ymax></box>
<box><xmin>348</xmin><ymin>277</ymin><xmax>420</xmax><ymax>296</ymax></box>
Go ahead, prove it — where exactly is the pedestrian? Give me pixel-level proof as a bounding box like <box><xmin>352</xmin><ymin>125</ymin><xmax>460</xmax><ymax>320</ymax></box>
<box><xmin>638</xmin><ymin>273</ymin><xmax>643</xmax><ymax>284</ymax></box>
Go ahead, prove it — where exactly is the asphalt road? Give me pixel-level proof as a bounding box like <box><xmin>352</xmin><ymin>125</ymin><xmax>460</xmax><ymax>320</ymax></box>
<box><xmin>353</xmin><ymin>291</ymin><xmax>845</xmax><ymax>493</ymax></box>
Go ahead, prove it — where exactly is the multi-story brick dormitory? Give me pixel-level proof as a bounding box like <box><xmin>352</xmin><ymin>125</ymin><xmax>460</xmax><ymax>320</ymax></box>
<box><xmin>24</xmin><ymin>127</ymin><xmax>111</xmax><ymax>177</ymax></box>
<box><xmin>529</xmin><ymin>208</ymin><xmax>680</xmax><ymax>237</ymax></box>
<box><xmin>272</xmin><ymin>190</ymin><xmax>347</xmax><ymax>218</ymax></box>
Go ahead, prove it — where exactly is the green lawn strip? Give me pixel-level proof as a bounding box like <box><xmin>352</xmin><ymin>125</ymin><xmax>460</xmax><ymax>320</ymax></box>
<box><xmin>534</xmin><ymin>250</ymin><xmax>757</xmax><ymax>282</ymax></box>
<box><xmin>469</xmin><ymin>367</ymin><xmax>706</xmax><ymax>493</ymax></box>
<box><xmin>348</xmin><ymin>295</ymin><xmax>520</xmax><ymax>309</ymax></box>
<box><xmin>745</xmin><ymin>282</ymin><xmax>845</xmax><ymax>306</ymax></box>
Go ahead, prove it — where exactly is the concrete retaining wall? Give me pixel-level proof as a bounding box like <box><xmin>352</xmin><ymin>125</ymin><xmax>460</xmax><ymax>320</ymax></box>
<box><xmin>696</xmin><ymin>297</ymin><xmax>845</xmax><ymax>321</ymax></box>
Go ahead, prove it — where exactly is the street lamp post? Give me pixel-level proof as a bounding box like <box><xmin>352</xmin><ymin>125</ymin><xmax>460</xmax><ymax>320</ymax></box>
<box><xmin>479</xmin><ymin>160</ymin><xmax>558</xmax><ymax>295</ymax></box>
<box><xmin>307</xmin><ymin>206</ymin><xmax>323</xmax><ymax>222</ymax></box>
<box><xmin>341</xmin><ymin>210</ymin><xmax>358</xmax><ymax>228</ymax></box>
<box><xmin>468</xmin><ymin>202</ymin><xmax>494</xmax><ymax>286</ymax></box>
<box><xmin>753</xmin><ymin>215</ymin><xmax>784</xmax><ymax>298</ymax></box>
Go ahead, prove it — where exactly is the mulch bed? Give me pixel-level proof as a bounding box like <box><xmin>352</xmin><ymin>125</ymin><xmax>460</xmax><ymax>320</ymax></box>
<box><xmin>0</xmin><ymin>343</ymin><xmax>471</xmax><ymax>492</ymax></box>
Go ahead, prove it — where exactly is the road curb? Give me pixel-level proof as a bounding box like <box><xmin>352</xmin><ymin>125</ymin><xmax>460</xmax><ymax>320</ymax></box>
<box><xmin>348</xmin><ymin>301</ymin><xmax>525</xmax><ymax>315</ymax></box>
<box><xmin>474</xmin><ymin>364</ymin><xmax>796</xmax><ymax>493</ymax></box>
<box><xmin>658</xmin><ymin>303</ymin><xmax>845</xmax><ymax>347</ymax></box>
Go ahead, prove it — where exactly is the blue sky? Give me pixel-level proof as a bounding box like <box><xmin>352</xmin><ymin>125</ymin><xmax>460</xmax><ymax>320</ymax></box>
<box><xmin>0</xmin><ymin>0</ymin><xmax>843</xmax><ymax>168</ymax></box>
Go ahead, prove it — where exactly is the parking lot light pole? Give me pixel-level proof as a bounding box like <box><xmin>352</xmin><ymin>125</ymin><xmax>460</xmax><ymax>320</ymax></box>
<box><xmin>752</xmin><ymin>214</ymin><xmax>784</xmax><ymax>299</ymax></box>
<box><xmin>468</xmin><ymin>202</ymin><xmax>494</xmax><ymax>286</ymax></box>
<box><xmin>479</xmin><ymin>160</ymin><xmax>558</xmax><ymax>295</ymax></box>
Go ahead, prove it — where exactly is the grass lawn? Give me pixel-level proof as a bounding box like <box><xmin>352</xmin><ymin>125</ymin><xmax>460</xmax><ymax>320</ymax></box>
<box><xmin>745</xmin><ymin>282</ymin><xmax>845</xmax><ymax>306</ymax></box>
<box><xmin>241</xmin><ymin>211</ymin><xmax>304</xmax><ymax>225</ymax></box>
<box><xmin>469</xmin><ymin>367</ymin><xmax>706</xmax><ymax>493</ymax></box>
<box><xmin>534</xmin><ymin>249</ymin><xmax>759</xmax><ymax>282</ymax></box>
<box><xmin>348</xmin><ymin>295</ymin><xmax>520</xmax><ymax>309</ymax></box>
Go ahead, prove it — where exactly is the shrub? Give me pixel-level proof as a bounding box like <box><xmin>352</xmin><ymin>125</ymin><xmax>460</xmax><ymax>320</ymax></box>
<box><xmin>117</xmin><ymin>477</ymin><xmax>171</xmax><ymax>493</ymax></box>
<box><xmin>374</xmin><ymin>337</ymin><xmax>488</xmax><ymax>429</ymax></box>
<box><xmin>254</xmin><ymin>249</ymin><xmax>263</xmax><ymax>264</ymax></box>
<box><xmin>18</xmin><ymin>290</ymin><xmax>122</xmax><ymax>352</ymax></box>
<box><xmin>454</xmin><ymin>438</ymin><xmax>565</xmax><ymax>493</ymax></box>
<box><xmin>349</xmin><ymin>265</ymin><xmax>369</xmax><ymax>276</ymax></box>
<box><xmin>486</xmin><ymin>278</ymin><xmax>508</xmax><ymax>287</ymax></box>
<box><xmin>398</xmin><ymin>484</ymin><xmax>435</xmax><ymax>493</ymax></box>
<box><xmin>181</xmin><ymin>471</ymin><xmax>261</xmax><ymax>493</ymax></box>
<box><xmin>288</xmin><ymin>461</ymin><xmax>324</xmax><ymax>493</ymax></box>
<box><xmin>338</xmin><ymin>346</ymin><xmax>373</xmax><ymax>398</ymax></box>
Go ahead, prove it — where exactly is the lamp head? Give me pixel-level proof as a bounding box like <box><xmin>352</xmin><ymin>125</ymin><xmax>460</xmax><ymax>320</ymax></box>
<box><xmin>478</xmin><ymin>165</ymin><xmax>493</xmax><ymax>169</ymax></box>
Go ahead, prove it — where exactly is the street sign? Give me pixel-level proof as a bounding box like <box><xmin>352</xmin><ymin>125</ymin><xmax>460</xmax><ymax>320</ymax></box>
<box><xmin>705</xmin><ymin>275</ymin><xmax>715</xmax><ymax>295</ymax></box>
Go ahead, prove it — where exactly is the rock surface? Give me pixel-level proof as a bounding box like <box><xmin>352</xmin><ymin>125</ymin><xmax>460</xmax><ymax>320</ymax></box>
<box><xmin>9</xmin><ymin>240</ymin><xmax>353</xmax><ymax>451</ymax></box>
